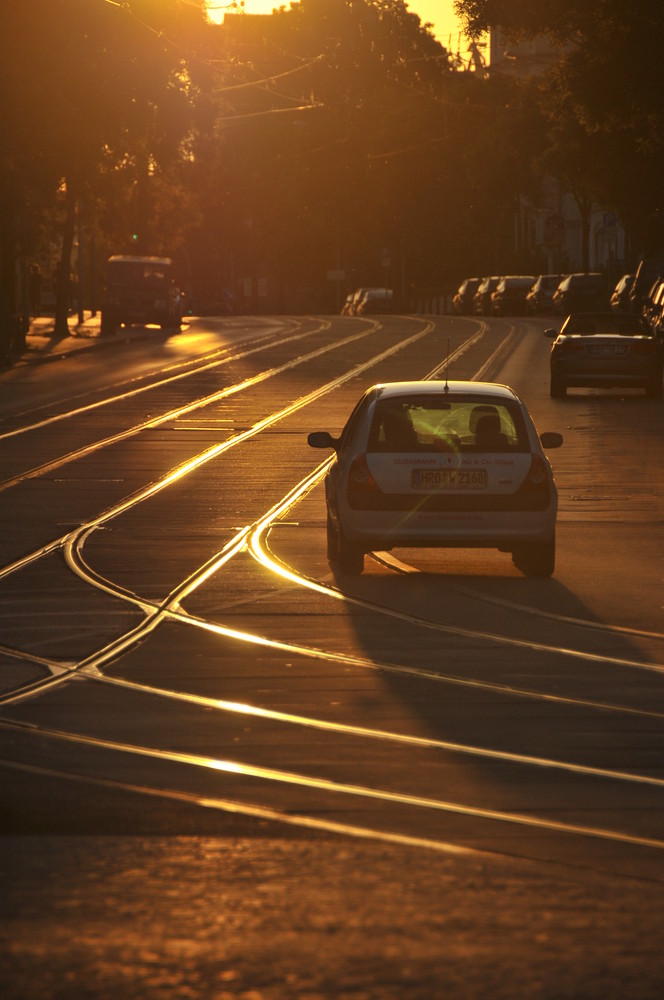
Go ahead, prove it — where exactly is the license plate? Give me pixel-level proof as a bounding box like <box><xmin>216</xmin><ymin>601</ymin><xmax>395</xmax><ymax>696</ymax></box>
<box><xmin>411</xmin><ymin>468</ymin><xmax>487</xmax><ymax>489</ymax></box>
<box><xmin>588</xmin><ymin>344</ymin><xmax>627</xmax><ymax>356</ymax></box>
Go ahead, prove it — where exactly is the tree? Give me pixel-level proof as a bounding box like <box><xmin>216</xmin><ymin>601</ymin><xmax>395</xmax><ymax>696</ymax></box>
<box><xmin>0</xmin><ymin>0</ymin><xmax>207</xmax><ymax>346</ymax></box>
<box><xmin>190</xmin><ymin>0</ymin><xmax>545</xmax><ymax>307</ymax></box>
<box><xmin>455</xmin><ymin>0</ymin><xmax>664</xmax><ymax>254</ymax></box>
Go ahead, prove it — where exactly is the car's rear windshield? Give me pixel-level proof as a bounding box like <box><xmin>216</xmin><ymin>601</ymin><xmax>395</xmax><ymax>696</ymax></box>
<box><xmin>571</xmin><ymin>274</ymin><xmax>604</xmax><ymax>288</ymax></box>
<box><xmin>564</xmin><ymin>315</ymin><xmax>650</xmax><ymax>335</ymax></box>
<box><xmin>504</xmin><ymin>277</ymin><xmax>534</xmax><ymax>288</ymax></box>
<box><xmin>367</xmin><ymin>395</ymin><xmax>529</xmax><ymax>454</ymax></box>
<box><xmin>108</xmin><ymin>261</ymin><xmax>171</xmax><ymax>285</ymax></box>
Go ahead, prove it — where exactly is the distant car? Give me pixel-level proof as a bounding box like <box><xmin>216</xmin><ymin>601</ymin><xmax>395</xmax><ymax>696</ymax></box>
<box><xmin>340</xmin><ymin>292</ymin><xmax>355</xmax><ymax>315</ymax></box>
<box><xmin>652</xmin><ymin>301</ymin><xmax>664</xmax><ymax>345</ymax></box>
<box><xmin>551</xmin><ymin>273</ymin><xmax>608</xmax><ymax>315</ymax></box>
<box><xmin>490</xmin><ymin>275</ymin><xmax>536</xmax><ymax>316</ymax></box>
<box><xmin>628</xmin><ymin>257</ymin><xmax>664</xmax><ymax>314</ymax></box>
<box><xmin>308</xmin><ymin>380</ymin><xmax>563</xmax><ymax>577</ymax></box>
<box><xmin>452</xmin><ymin>277</ymin><xmax>480</xmax><ymax>315</ymax></box>
<box><xmin>473</xmin><ymin>276</ymin><xmax>501</xmax><ymax>315</ymax></box>
<box><xmin>346</xmin><ymin>288</ymin><xmax>370</xmax><ymax>316</ymax></box>
<box><xmin>526</xmin><ymin>274</ymin><xmax>563</xmax><ymax>315</ymax></box>
<box><xmin>609</xmin><ymin>274</ymin><xmax>634</xmax><ymax>312</ymax></box>
<box><xmin>545</xmin><ymin>312</ymin><xmax>663</xmax><ymax>398</ymax></box>
<box><xmin>355</xmin><ymin>288</ymin><xmax>394</xmax><ymax>315</ymax></box>
<box><xmin>101</xmin><ymin>255</ymin><xmax>182</xmax><ymax>335</ymax></box>
<box><xmin>640</xmin><ymin>278</ymin><xmax>664</xmax><ymax>329</ymax></box>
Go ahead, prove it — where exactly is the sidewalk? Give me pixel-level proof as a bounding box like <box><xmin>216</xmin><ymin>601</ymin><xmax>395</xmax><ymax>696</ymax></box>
<box><xmin>17</xmin><ymin>312</ymin><xmax>152</xmax><ymax>366</ymax></box>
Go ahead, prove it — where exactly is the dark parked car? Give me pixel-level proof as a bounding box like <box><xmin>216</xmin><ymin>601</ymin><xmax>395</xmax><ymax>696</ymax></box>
<box><xmin>490</xmin><ymin>275</ymin><xmax>536</xmax><ymax>316</ymax></box>
<box><xmin>355</xmin><ymin>288</ymin><xmax>395</xmax><ymax>315</ymax></box>
<box><xmin>343</xmin><ymin>287</ymin><xmax>371</xmax><ymax>315</ymax></box>
<box><xmin>526</xmin><ymin>274</ymin><xmax>563</xmax><ymax>315</ymax></box>
<box><xmin>640</xmin><ymin>277</ymin><xmax>664</xmax><ymax>328</ymax></box>
<box><xmin>609</xmin><ymin>273</ymin><xmax>634</xmax><ymax>312</ymax></box>
<box><xmin>452</xmin><ymin>277</ymin><xmax>480</xmax><ymax>315</ymax></box>
<box><xmin>551</xmin><ymin>273</ymin><xmax>608</xmax><ymax>315</ymax></box>
<box><xmin>473</xmin><ymin>276</ymin><xmax>501</xmax><ymax>315</ymax></box>
<box><xmin>546</xmin><ymin>311</ymin><xmax>662</xmax><ymax>398</ymax></box>
<box><xmin>628</xmin><ymin>257</ymin><xmax>664</xmax><ymax>313</ymax></box>
<box><xmin>340</xmin><ymin>292</ymin><xmax>355</xmax><ymax>315</ymax></box>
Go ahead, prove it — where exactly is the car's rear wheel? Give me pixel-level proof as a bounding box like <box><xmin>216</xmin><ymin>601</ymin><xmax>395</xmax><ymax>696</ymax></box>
<box><xmin>326</xmin><ymin>513</ymin><xmax>337</xmax><ymax>562</ymax></box>
<box><xmin>339</xmin><ymin>536</ymin><xmax>364</xmax><ymax>574</ymax></box>
<box><xmin>512</xmin><ymin>538</ymin><xmax>555</xmax><ymax>578</ymax></box>
<box><xmin>338</xmin><ymin>527</ymin><xmax>365</xmax><ymax>575</ymax></box>
<box><xmin>550</xmin><ymin>374</ymin><xmax>566</xmax><ymax>398</ymax></box>
<box><xmin>100</xmin><ymin>308</ymin><xmax>118</xmax><ymax>337</ymax></box>
<box><xmin>646</xmin><ymin>369</ymin><xmax>663</xmax><ymax>398</ymax></box>
<box><xmin>326</xmin><ymin>515</ymin><xmax>365</xmax><ymax>574</ymax></box>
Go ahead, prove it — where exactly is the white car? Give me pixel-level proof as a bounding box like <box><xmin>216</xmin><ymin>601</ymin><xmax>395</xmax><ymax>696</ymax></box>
<box><xmin>308</xmin><ymin>381</ymin><xmax>563</xmax><ymax>577</ymax></box>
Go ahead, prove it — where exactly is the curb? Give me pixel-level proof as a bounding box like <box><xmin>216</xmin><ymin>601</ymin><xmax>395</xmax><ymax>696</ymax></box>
<box><xmin>15</xmin><ymin>319</ymin><xmax>161</xmax><ymax>367</ymax></box>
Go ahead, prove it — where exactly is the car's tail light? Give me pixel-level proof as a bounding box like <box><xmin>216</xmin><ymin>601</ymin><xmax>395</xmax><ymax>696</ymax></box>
<box><xmin>347</xmin><ymin>454</ymin><xmax>381</xmax><ymax>503</ymax></box>
<box><xmin>555</xmin><ymin>339</ymin><xmax>584</xmax><ymax>354</ymax></box>
<box><xmin>517</xmin><ymin>454</ymin><xmax>550</xmax><ymax>495</ymax></box>
<box><xmin>629</xmin><ymin>340</ymin><xmax>655</xmax><ymax>354</ymax></box>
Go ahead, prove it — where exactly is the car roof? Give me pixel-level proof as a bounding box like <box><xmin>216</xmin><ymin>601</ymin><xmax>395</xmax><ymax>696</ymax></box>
<box><xmin>561</xmin><ymin>311</ymin><xmax>649</xmax><ymax>333</ymax></box>
<box><xmin>372</xmin><ymin>380</ymin><xmax>520</xmax><ymax>402</ymax></box>
<box><xmin>108</xmin><ymin>253</ymin><xmax>173</xmax><ymax>264</ymax></box>
<box><xmin>107</xmin><ymin>254</ymin><xmax>173</xmax><ymax>267</ymax></box>
<box><xmin>563</xmin><ymin>311</ymin><xmax>638</xmax><ymax>322</ymax></box>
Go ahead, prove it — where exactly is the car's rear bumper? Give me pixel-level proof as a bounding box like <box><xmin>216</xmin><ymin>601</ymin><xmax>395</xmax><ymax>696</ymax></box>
<box><xmin>347</xmin><ymin>491</ymin><xmax>552</xmax><ymax>512</ymax></box>
<box><xmin>338</xmin><ymin>505</ymin><xmax>557</xmax><ymax>550</ymax></box>
<box><xmin>552</xmin><ymin>364</ymin><xmax>655</xmax><ymax>387</ymax></box>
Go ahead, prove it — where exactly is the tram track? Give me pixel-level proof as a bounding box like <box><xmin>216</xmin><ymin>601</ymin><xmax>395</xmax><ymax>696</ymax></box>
<box><xmin>3</xmin><ymin>715</ymin><xmax>664</xmax><ymax>858</ymax></box>
<box><xmin>0</xmin><ymin>316</ymin><xmax>315</xmax><ymax>431</ymax></box>
<box><xmin>2</xmin><ymin>315</ymin><xmax>663</xmax><ymax>870</ymax></box>
<box><xmin>0</xmin><ymin>317</ymin><xmax>384</xmax><ymax>491</ymax></box>
<box><xmin>2</xmin><ymin>424</ymin><xmax>664</xmax><ymax>847</ymax></box>
<box><xmin>0</xmin><ymin>318</ymin><xmax>443</xmax><ymax>577</ymax></box>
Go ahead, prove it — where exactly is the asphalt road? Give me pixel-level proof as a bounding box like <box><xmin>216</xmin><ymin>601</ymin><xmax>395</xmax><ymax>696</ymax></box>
<box><xmin>1</xmin><ymin>313</ymin><xmax>664</xmax><ymax>998</ymax></box>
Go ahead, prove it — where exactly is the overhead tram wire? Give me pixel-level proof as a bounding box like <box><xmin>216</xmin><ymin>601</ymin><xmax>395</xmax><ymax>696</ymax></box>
<box><xmin>99</xmin><ymin>0</ymin><xmax>471</xmax><ymax>123</ymax></box>
<box><xmin>101</xmin><ymin>0</ymin><xmax>324</xmax><ymax>116</ymax></box>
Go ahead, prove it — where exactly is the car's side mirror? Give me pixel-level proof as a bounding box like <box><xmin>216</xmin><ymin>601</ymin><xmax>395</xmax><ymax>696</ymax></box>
<box><xmin>540</xmin><ymin>432</ymin><xmax>563</xmax><ymax>449</ymax></box>
<box><xmin>308</xmin><ymin>431</ymin><xmax>338</xmax><ymax>449</ymax></box>
<box><xmin>544</xmin><ymin>328</ymin><xmax>558</xmax><ymax>338</ymax></box>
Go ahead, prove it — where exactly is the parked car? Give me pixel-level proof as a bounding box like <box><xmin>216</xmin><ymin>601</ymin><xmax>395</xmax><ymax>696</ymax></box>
<box><xmin>452</xmin><ymin>277</ymin><xmax>480</xmax><ymax>315</ymax></box>
<box><xmin>551</xmin><ymin>272</ymin><xmax>608</xmax><ymax>315</ymax></box>
<box><xmin>652</xmin><ymin>301</ymin><xmax>664</xmax><ymax>345</ymax></box>
<box><xmin>101</xmin><ymin>255</ymin><xmax>182</xmax><ymax>335</ymax></box>
<box><xmin>628</xmin><ymin>257</ymin><xmax>664</xmax><ymax>313</ymax></box>
<box><xmin>473</xmin><ymin>276</ymin><xmax>501</xmax><ymax>315</ymax></box>
<box><xmin>526</xmin><ymin>274</ymin><xmax>563</xmax><ymax>315</ymax></box>
<box><xmin>490</xmin><ymin>275</ymin><xmax>536</xmax><ymax>316</ymax></box>
<box><xmin>545</xmin><ymin>311</ymin><xmax>662</xmax><ymax>398</ymax></box>
<box><xmin>355</xmin><ymin>288</ymin><xmax>394</xmax><ymax>315</ymax></box>
<box><xmin>307</xmin><ymin>380</ymin><xmax>563</xmax><ymax>577</ymax></box>
<box><xmin>345</xmin><ymin>287</ymin><xmax>370</xmax><ymax>316</ymax></box>
<box><xmin>640</xmin><ymin>278</ymin><xmax>664</xmax><ymax>328</ymax></box>
<box><xmin>609</xmin><ymin>273</ymin><xmax>634</xmax><ymax>312</ymax></box>
<box><xmin>340</xmin><ymin>292</ymin><xmax>355</xmax><ymax>315</ymax></box>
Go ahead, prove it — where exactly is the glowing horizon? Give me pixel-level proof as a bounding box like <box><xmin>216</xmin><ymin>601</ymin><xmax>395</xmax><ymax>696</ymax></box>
<box><xmin>205</xmin><ymin>1</ymin><xmax>467</xmax><ymax>49</ymax></box>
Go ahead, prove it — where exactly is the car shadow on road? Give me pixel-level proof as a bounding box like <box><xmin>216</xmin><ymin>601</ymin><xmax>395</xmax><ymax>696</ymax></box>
<box><xmin>328</xmin><ymin>535</ymin><xmax>664</xmax><ymax>776</ymax></box>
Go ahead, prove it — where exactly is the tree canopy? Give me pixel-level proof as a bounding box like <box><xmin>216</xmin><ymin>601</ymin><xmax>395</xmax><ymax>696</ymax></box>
<box><xmin>455</xmin><ymin>0</ymin><xmax>664</xmax><ymax>251</ymax></box>
<box><xmin>1</xmin><ymin>0</ymin><xmax>661</xmax><ymax>353</ymax></box>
